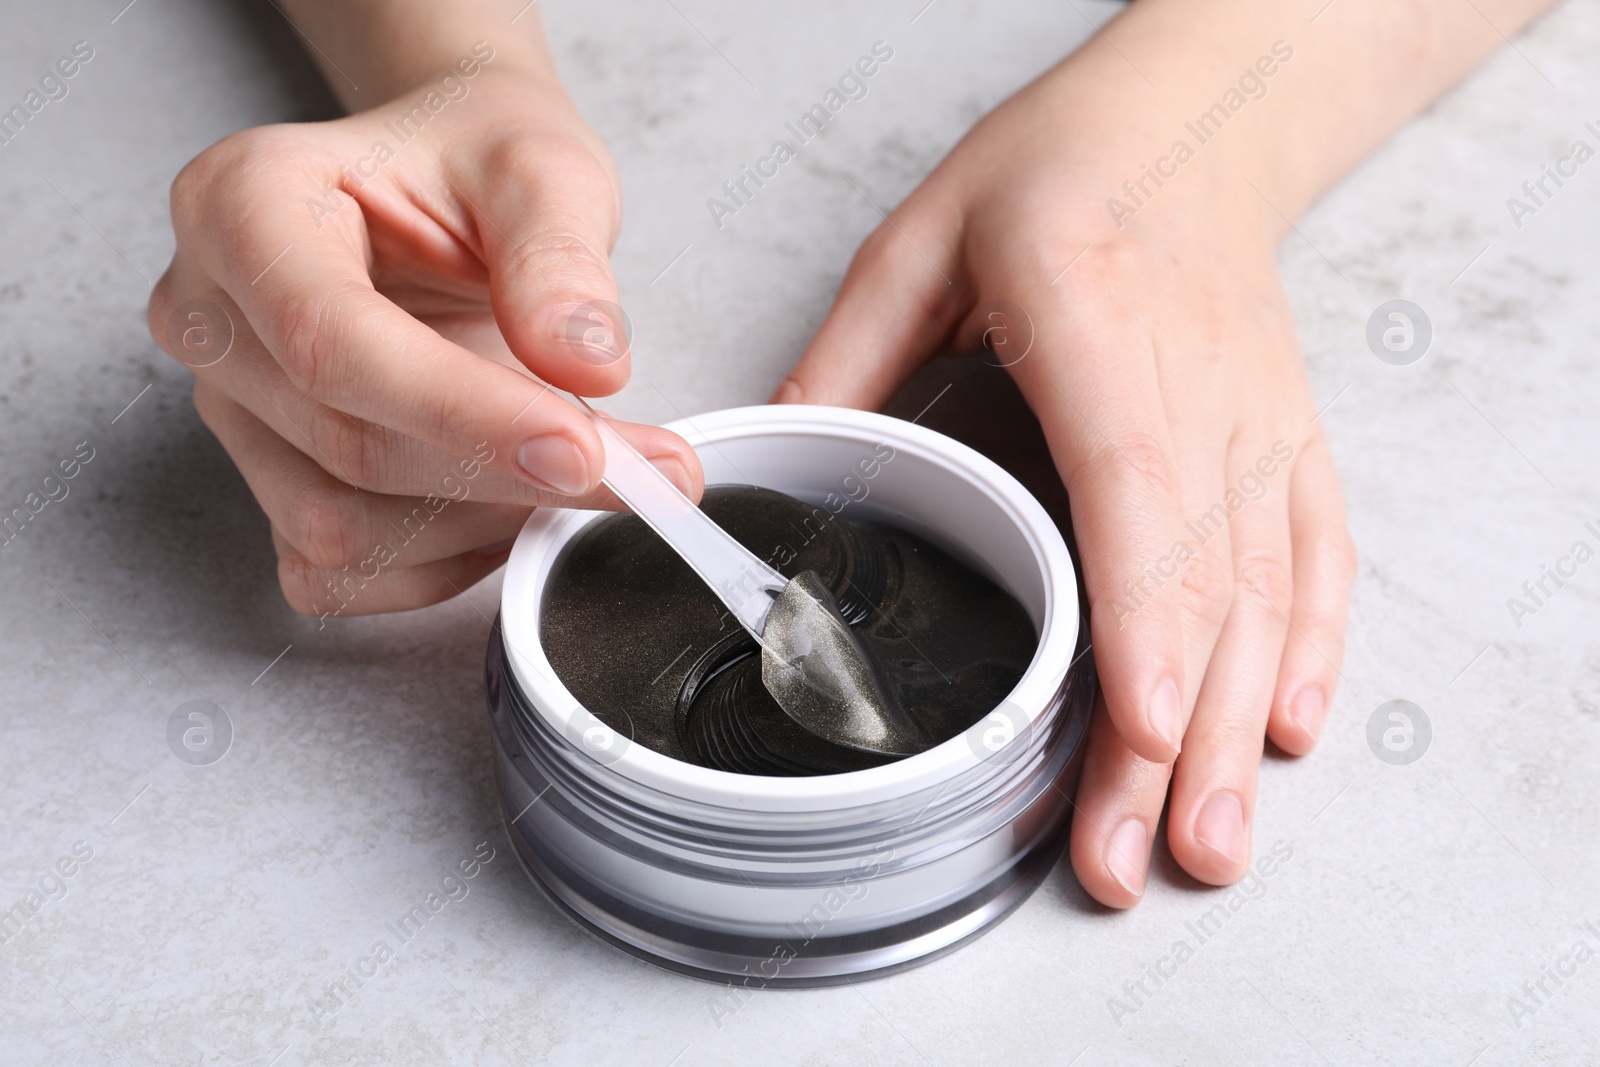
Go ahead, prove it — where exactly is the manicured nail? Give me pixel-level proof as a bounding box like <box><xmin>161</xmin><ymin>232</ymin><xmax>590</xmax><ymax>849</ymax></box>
<box><xmin>1148</xmin><ymin>676</ymin><xmax>1183</xmax><ymax>755</ymax></box>
<box><xmin>1105</xmin><ymin>817</ymin><xmax>1149</xmax><ymax>898</ymax></box>
<box><xmin>517</xmin><ymin>435</ymin><xmax>591</xmax><ymax>496</ymax></box>
<box><xmin>1289</xmin><ymin>685</ymin><xmax>1327</xmax><ymax>740</ymax></box>
<box><xmin>1194</xmin><ymin>792</ymin><xmax>1247</xmax><ymax>867</ymax></box>
<box><xmin>474</xmin><ymin>537</ymin><xmax>517</xmax><ymax>558</ymax></box>
<box><xmin>649</xmin><ymin>456</ymin><xmax>691</xmax><ymax>496</ymax></box>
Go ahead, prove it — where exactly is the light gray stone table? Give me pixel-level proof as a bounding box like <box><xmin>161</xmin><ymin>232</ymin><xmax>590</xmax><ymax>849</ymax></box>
<box><xmin>2</xmin><ymin>1</ymin><xmax>1597</xmax><ymax>1064</ymax></box>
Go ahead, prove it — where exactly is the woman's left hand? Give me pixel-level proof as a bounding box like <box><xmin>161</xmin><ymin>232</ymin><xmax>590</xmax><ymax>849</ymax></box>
<box><xmin>772</xmin><ymin>32</ymin><xmax>1356</xmax><ymax>906</ymax></box>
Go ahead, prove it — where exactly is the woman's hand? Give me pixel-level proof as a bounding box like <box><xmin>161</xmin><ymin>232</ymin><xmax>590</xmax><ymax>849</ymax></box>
<box><xmin>149</xmin><ymin>43</ymin><xmax>702</xmax><ymax>618</ymax></box>
<box><xmin>773</xmin><ymin>21</ymin><xmax>1359</xmax><ymax>903</ymax></box>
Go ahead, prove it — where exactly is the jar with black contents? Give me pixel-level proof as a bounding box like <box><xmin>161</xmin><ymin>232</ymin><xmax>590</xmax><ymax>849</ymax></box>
<box><xmin>486</xmin><ymin>406</ymin><xmax>1095</xmax><ymax>985</ymax></box>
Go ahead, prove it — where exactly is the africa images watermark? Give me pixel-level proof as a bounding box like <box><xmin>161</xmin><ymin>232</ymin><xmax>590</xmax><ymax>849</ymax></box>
<box><xmin>635</xmin><ymin>438</ymin><xmax>900</xmax><ymax>700</ymax></box>
<box><xmin>1108</xmin><ymin>440</ymin><xmax>1295</xmax><ymax>628</ymax></box>
<box><xmin>312</xmin><ymin>442</ymin><xmax>495</xmax><ymax>627</ymax></box>
<box><xmin>1</xmin><ymin>441</ymin><xmax>97</xmax><ymax>549</ymax></box>
<box><xmin>1504</xmin><ymin>120</ymin><xmax>1599</xmax><ymax>230</ymax></box>
<box><xmin>1506</xmin><ymin>920</ymin><xmax>1600</xmax><ymax>1029</ymax></box>
<box><xmin>1106</xmin><ymin>40</ymin><xmax>1295</xmax><ymax>229</ymax></box>
<box><xmin>0</xmin><ymin>40</ymin><xmax>95</xmax><ymax>150</ymax></box>
<box><xmin>704</xmin><ymin>441</ymin><xmax>896</xmax><ymax>641</ymax></box>
<box><xmin>306</xmin><ymin>41</ymin><xmax>497</xmax><ymax>229</ymax></box>
<box><xmin>1504</xmin><ymin>517</ymin><xmax>1600</xmax><ymax>630</ymax></box>
<box><xmin>704</xmin><ymin>842</ymin><xmax>896</xmax><ymax>1028</ymax></box>
<box><xmin>1107</xmin><ymin>839</ymin><xmax>1296</xmax><ymax>1027</ymax></box>
<box><xmin>706</xmin><ymin>40</ymin><xmax>895</xmax><ymax>230</ymax></box>
<box><xmin>167</xmin><ymin>700</ymin><xmax>233</xmax><ymax>767</ymax></box>
<box><xmin>306</xmin><ymin>841</ymin><xmax>497</xmax><ymax>1032</ymax></box>
<box><xmin>0</xmin><ymin>840</ymin><xmax>95</xmax><ymax>948</ymax></box>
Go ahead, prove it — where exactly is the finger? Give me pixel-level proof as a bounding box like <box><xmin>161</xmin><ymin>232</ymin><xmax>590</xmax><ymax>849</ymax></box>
<box><xmin>195</xmin><ymin>381</ymin><xmax>532</xmax><ymax>569</ymax></box>
<box><xmin>154</xmin><ymin>263</ymin><xmax>540</xmax><ymax>503</ymax></box>
<box><xmin>195</xmin><ymin>379</ymin><xmax>699</xmax><ymax>569</ymax></box>
<box><xmin>1167</xmin><ymin>438</ymin><xmax>1295</xmax><ymax>885</ymax></box>
<box><xmin>1007</xmin><ymin>275</ymin><xmax>1189</xmax><ymax>763</ymax></box>
<box><xmin>1267</xmin><ymin>435</ymin><xmax>1355</xmax><ymax>756</ymax></box>
<box><xmin>448</xmin><ymin>131</ymin><xmax>633</xmax><ymax>397</ymax></box>
<box><xmin>771</xmin><ymin>206</ymin><xmax>964</xmax><ymax>409</ymax></box>
<box><xmin>156</xmin><ymin>259</ymin><xmax>703</xmax><ymax>507</ymax></box>
<box><xmin>1069</xmin><ymin>696</ymin><xmax>1174</xmax><ymax>908</ymax></box>
<box><xmin>157</xmin><ymin>221</ymin><xmax>701</xmax><ymax>504</ymax></box>
<box><xmin>272</xmin><ymin>525</ymin><xmax>510</xmax><ymax>619</ymax></box>
<box><xmin>1165</xmin><ymin>423</ymin><xmax>1234</xmax><ymax>741</ymax></box>
<box><xmin>168</xmin><ymin>133</ymin><xmax>616</xmax><ymax>499</ymax></box>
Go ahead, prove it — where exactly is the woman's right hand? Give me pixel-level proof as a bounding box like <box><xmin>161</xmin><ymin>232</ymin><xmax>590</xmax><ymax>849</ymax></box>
<box><xmin>149</xmin><ymin>50</ymin><xmax>702</xmax><ymax>618</ymax></box>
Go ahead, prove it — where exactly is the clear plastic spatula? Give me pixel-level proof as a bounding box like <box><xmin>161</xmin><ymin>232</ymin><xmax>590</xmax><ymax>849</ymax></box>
<box><xmin>574</xmin><ymin>398</ymin><xmax>930</xmax><ymax>756</ymax></box>
<box><xmin>576</xmin><ymin>397</ymin><xmax>786</xmax><ymax>640</ymax></box>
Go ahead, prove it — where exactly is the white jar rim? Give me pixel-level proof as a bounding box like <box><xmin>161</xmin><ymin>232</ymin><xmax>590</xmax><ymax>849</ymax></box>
<box><xmin>498</xmin><ymin>405</ymin><xmax>1079</xmax><ymax>813</ymax></box>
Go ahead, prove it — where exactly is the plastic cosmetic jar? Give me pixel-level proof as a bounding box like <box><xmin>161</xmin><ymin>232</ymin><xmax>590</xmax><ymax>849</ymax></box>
<box><xmin>484</xmin><ymin>405</ymin><xmax>1094</xmax><ymax>986</ymax></box>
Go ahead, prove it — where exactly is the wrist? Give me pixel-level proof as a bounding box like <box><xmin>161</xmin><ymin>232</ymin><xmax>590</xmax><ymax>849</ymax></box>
<box><xmin>1020</xmin><ymin>54</ymin><xmax>1291</xmax><ymax>252</ymax></box>
<box><xmin>1048</xmin><ymin>0</ymin><xmax>1562</xmax><ymax>240</ymax></box>
<box><xmin>278</xmin><ymin>0</ymin><xmax>562</xmax><ymax>112</ymax></box>
<box><xmin>360</xmin><ymin>38</ymin><xmax>559</xmax><ymax>111</ymax></box>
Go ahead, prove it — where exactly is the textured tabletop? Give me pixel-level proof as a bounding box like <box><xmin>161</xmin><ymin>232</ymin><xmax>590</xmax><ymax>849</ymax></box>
<box><xmin>1</xmin><ymin>1</ymin><xmax>1597</xmax><ymax>1064</ymax></box>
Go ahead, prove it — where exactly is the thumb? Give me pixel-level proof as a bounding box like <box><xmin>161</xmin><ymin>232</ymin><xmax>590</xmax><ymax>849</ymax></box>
<box><xmin>772</xmin><ymin>216</ymin><xmax>962</xmax><ymax>409</ymax></box>
<box><xmin>455</xmin><ymin>133</ymin><xmax>632</xmax><ymax>397</ymax></box>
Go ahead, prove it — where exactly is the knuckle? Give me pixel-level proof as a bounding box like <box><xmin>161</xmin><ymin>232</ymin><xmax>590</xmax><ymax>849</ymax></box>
<box><xmin>168</xmin><ymin>152</ymin><xmax>218</xmax><ymax>234</ymax></box>
<box><xmin>1233</xmin><ymin>550</ymin><xmax>1294</xmax><ymax>618</ymax></box>
<box><xmin>1179</xmin><ymin>549</ymin><xmax>1234</xmax><ymax>628</ymax></box>
<box><xmin>216</xmin><ymin>126</ymin><xmax>308</xmax><ymax>183</ymax></box>
<box><xmin>507</xmin><ymin>226</ymin><xmax>611</xmax><ymax>288</ymax></box>
<box><xmin>491</xmin><ymin>130</ymin><xmax>609</xmax><ymax>189</ymax></box>
<box><xmin>273</xmin><ymin>283</ymin><xmax>352</xmax><ymax>398</ymax></box>
<box><xmin>423</xmin><ymin>378</ymin><xmax>484</xmax><ymax>450</ymax></box>
<box><xmin>1077</xmin><ymin>430</ymin><xmax>1182</xmax><ymax>508</ymax></box>
<box><xmin>848</xmin><ymin>222</ymin><xmax>915</xmax><ymax>281</ymax></box>
<box><xmin>847</xmin><ymin>220</ymin><xmax>954</xmax><ymax>326</ymax></box>
<box><xmin>488</xmin><ymin>131</ymin><xmax>617</xmax><ymax>229</ymax></box>
<box><xmin>274</xmin><ymin>295</ymin><xmax>329</xmax><ymax>395</ymax></box>
<box><xmin>1196</xmin><ymin>712</ymin><xmax>1266</xmax><ymax>757</ymax></box>
<box><xmin>306</xmin><ymin>405</ymin><xmax>385</xmax><ymax>491</ymax></box>
<box><xmin>1063</xmin><ymin>239</ymin><xmax>1149</xmax><ymax>301</ymax></box>
<box><xmin>274</xmin><ymin>547</ymin><xmax>322</xmax><ymax>617</ymax></box>
<box><xmin>171</xmin><ymin>126</ymin><xmax>303</xmax><ymax>232</ymax></box>
<box><xmin>398</xmin><ymin>575</ymin><xmax>461</xmax><ymax>612</ymax></box>
<box><xmin>1296</xmin><ymin>603</ymin><xmax>1349</xmax><ymax>650</ymax></box>
<box><xmin>1109</xmin><ymin>431</ymin><xmax>1179</xmax><ymax>497</ymax></box>
<box><xmin>285</xmin><ymin>484</ymin><xmax>363</xmax><ymax>570</ymax></box>
<box><xmin>1081</xmin><ymin>238</ymin><xmax>1144</xmax><ymax>280</ymax></box>
<box><xmin>147</xmin><ymin>274</ymin><xmax>182</xmax><ymax>353</ymax></box>
<box><xmin>486</xmin><ymin>130</ymin><xmax>559</xmax><ymax>180</ymax></box>
<box><xmin>849</xmin><ymin>223</ymin><xmax>898</xmax><ymax>270</ymax></box>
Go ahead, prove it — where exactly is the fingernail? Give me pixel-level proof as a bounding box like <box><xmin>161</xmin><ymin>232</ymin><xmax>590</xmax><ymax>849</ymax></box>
<box><xmin>553</xmin><ymin>300</ymin><xmax>629</xmax><ymax>367</ymax></box>
<box><xmin>474</xmin><ymin>537</ymin><xmax>517</xmax><ymax>558</ymax></box>
<box><xmin>1148</xmin><ymin>677</ymin><xmax>1183</xmax><ymax>755</ymax></box>
<box><xmin>649</xmin><ymin>456</ymin><xmax>691</xmax><ymax>496</ymax></box>
<box><xmin>517</xmin><ymin>435</ymin><xmax>591</xmax><ymax>495</ymax></box>
<box><xmin>1289</xmin><ymin>685</ymin><xmax>1326</xmax><ymax>739</ymax></box>
<box><xmin>1105</xmin><ymin>817</ymin><xmax>1149</xmax><ymax>898</ymax></box>
<box><xmin>1194</xmin><ymin>792</ymin><xmax>1247</xmax><ymax>867</ymax></box>
<box><xmin>770</xmin><ymin>379</ymin><xmax>803</xmax><ymax>405</ymax></box>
